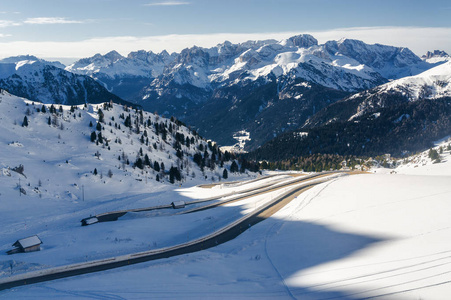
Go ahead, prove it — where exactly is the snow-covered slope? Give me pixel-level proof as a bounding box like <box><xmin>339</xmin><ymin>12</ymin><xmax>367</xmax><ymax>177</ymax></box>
<box><xmin>66</xmin><ymin>50</ymin><xmax>177</xmax><ymax>100</ymax></box>
<box><xmin>2</xmin><ymin>137</ymin><xmax>450</xmax><ymax>299</ymax></box>
<box><xmin>422</xmin><ymin>50</ymin><xmax>450</xmax><ymax>64</ymax></box>
<box><xmin>304</xmin><ymin>60</ymin><xmax>451</xmax><ymax>129</ymax></box>
<box><xmin>373</xmin><ymin>60</ymin><xmax>451</xmax><ymax>101</ymax></box>
<box><xmin>0</xmin><ymin>90</ymin><xmax>259</xmax><ymax>283</ymax></box>
<box><xmin>0</xmin><ymin>91</ymin><xmax>245</xmax><ymax>205</ymax></box>
<box><xmin>144</xmin><ymin>34</ymin><xmax>425</xmax><ymax>96</ymax></box>
<box><xmin>324</xmin><ymin>38</ymin><xmax>430</xmax><ymax>79</ymax></box>
<box><xmin>0</xmin><ymin>55</ymin><xmax>65</xmax><ymax>73</ymax></box>
<box><xmin>345</xmin><ymin>61</ymin><xmax>451</xmax><ymax>120</ymax></box>
<box><xmin>66</xmin><ymin>50</ymin><xmax>176</xmax><ymax>80</ymax></box>
<box><xmin>0</xmin><ymin>57</ymin><xmax>127</xmax><ymax>106</ymax></box>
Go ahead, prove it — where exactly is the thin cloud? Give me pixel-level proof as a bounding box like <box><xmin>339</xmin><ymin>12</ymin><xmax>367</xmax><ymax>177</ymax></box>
<box><xmin>0</xmin><ymin>33</ymin><xmax>12</xmax><ymax>38</ymax></box>
<box><xmin>0</xmin><ymin>27</ymin><xmax>450</xmax><ymax>61</ymax></box>
<box><xmin>145</xmin><ymin>1</ymin><xmax>190</xmax><ymax>6</ymax></box>
<box><xmin>0</xmin><ymin>20</ymin><xmax>21</xmax><ymax>27</ymax></box>
<box><xmin>24</xmin><ymin>17</ymin><xmax>84</xmax><ymax>25</ymax></box>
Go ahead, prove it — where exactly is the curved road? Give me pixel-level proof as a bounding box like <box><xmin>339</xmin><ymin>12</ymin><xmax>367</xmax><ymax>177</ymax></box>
<box><xmin>0</xmin><ymin>172</ymin><xmax>347</xmax><ymax>291</ymax></box>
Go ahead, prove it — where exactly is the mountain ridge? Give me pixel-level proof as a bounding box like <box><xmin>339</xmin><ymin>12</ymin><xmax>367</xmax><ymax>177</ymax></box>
<box><xmin>3</xmin><ymin>34</ymin><xmax>448</xmax><ymax>152</ymax></box>
<box><xmin>0</xmin><ymin>57</ymin><xmax>135</xmax><ymax>107</ymax></box>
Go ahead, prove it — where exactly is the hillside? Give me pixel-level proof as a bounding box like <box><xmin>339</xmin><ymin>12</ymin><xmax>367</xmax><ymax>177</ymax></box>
<box><xmin>2</xmin><ymin>136</ymin><xmax>451</xmax><ymax>299</ymax></box>
<box><xmin>305</xmin><ymin>61</ymin><xmax>451</xmax><ymax>128</ymax></box>
<box><xmin>245</xmin><ymin>61</ymin><xmax>451</xmax><ymax>161</ymax></box>
<box><xmin>0</xmin><ymin>90</ymin><xmax>253</xmax><ymax>206</ymax></box>
<box><xmin>0</xmin><ymin>56</ymin><xmax>131</xmax><ymax>106</ymax></box>
<box><xmin>248</xmin><ymin>96</ymin><xmax>451</xmax><ymax>162</ymax></box>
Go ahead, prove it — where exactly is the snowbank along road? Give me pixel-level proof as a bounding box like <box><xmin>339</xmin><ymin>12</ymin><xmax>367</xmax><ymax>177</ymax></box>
<box><xmin>0</xmin><ymin>171</ymin><xmax>347</xmax><ymax>290</ymax></box>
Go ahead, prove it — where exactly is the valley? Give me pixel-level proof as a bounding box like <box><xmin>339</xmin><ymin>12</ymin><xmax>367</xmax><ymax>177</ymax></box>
<box><xmin>0</xmin><ymin>29</ymin><xmax>450</xmax><ymax>299</ymax></box>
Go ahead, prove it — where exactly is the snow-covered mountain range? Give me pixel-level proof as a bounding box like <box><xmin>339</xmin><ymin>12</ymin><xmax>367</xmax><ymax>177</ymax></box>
<box><xmin>304</xmin><ymin>60</ymin><xmax>451</xmax><ymax>126</ymax></box>
<box><xmin>68</xmin><ymin>34</ymin><xmax>435</xmax><ymax>94</ymax></box>
<box><xmin>1</xmin><ymin>34</ymin><xmax>449</xmax><ymax>151</ymax></box>
<box><xmin>248</xmin><ymin>61</ymin><xmax>451</xmax><ymax>159</ymax></box>
<box><xmin>64</xmin><ymin>34</ymin><xmax>444</xmax><ymax>149</ymax></box>
<box><xmin>0</xmin><ymin>56</ymin><xmax>128</xmax><ymax>106</ymax></box>
<box><xmin>67</xmin><ymin>34</ymin><xmax>435</xmax><ymax>102</ymax></box>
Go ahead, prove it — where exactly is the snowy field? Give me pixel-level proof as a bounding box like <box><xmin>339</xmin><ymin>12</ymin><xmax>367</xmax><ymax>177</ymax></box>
<box><xmin>1</xmin><ymin>92</ymin><xmax>451</xmax><ymax>299</ymax></box>
<box><xmin>2</xmin><ymin>140</ymin><xmax>451</xmax><ymax>298</ymax></box>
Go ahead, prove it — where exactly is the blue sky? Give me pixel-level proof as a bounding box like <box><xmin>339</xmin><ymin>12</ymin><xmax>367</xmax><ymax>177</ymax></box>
<box><xmin>0</xmin><ymin>0</ymin><xmax>450</xmax><ymax>62</ymax></box>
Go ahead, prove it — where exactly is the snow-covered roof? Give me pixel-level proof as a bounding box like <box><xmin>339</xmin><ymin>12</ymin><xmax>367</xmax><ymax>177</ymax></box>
<box><xmin>171</xmin><ymin>200</ymin><xmax>186</xmax><ymax>208</ymax></box>
<box><xmin>84</xmin><ymin>217</ymin><xmax>99</xmax><ymax>225</ymax></box>
<box><xmin>13</xmin><ymin>235</ymin><xmax>42</xmax><ymax>249</ymax></box>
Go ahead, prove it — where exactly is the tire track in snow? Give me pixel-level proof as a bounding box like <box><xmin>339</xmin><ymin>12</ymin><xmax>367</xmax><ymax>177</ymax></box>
<box><xmin>262</xmin><ymin>177</ymin><xmax>341</xmax><ymax>300</ymax></box>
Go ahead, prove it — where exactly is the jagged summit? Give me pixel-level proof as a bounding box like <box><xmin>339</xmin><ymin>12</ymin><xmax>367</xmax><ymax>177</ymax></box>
<box><xmin>103</xmin><ymin>50</ymin><xmax>124</xmax><ymax>62</ymax></box>
<box><xmin>286</xmin><ymin>34</ymin><xmax>318</xmax><ymax>48</ymax></box>
<box><xmin>421</xmin><ymin>50</ymin><xmax>450</xmax><ymax>64</ymax></box>
<box><xmin>422</xmin><ymin>50</ymin><xmax>449</xmax><ymax>59</ymax></box>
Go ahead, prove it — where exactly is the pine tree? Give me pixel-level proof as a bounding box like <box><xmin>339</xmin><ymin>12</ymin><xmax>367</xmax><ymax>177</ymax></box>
<box><xmin>230</xmin><ymin>160</ymin><xmax>239</xmax><ymax>173</ymax></box>
<box><xmin>97</xmin><ymin>132</ymin><xmax>103</xmax><ymax>143</ymax></box>
<box><xmin>223</xmin><ymin>168</ymin><xmax>228</xmax><ymax>179</ymax></box>
<box><xmin>98</xmin><ymin>108</ymin><xmax>104</xmax><ymax>123</ymax></box>
<box><xmin>193</xmin><ymin>153</ymin><xmax>202</xmax><ymax>166</ymax></box>
<box><xmin>169</xmin><ymin>166</ymin><xmax>181</xmax><ymax>183</ymax></box>
<box><xmin>22</xmin><ymin>116</ymin><xmax>29</xmax><ymax>127</ymax></box>
<box><xmin>89</xmin><ymin>121</ymin><xmax>93</xmax><ymax>127</ymax></box>
<box><xmin>93</xmin><ymin>168</ymin><xmax>98</xmax><ymax>175</ymax></box>
<box><xmin>96</xmin><ymin>122</ymin><xmax>102</xmax><ymax>131</ymax></box>
<box><xmin>144</xmin><ymin>154</ymin><xmax>151</xmax><ymax>166</ymax></box>
<box><xmin>153</xmin><ymin>161</ymin><xmax>160</xmax><ymax>172</ymax></box>
<box><xmin>91</xmin><ymin>131</ymin><xmax>97</xmax><ymax>142</ymax></box>
<box><xmin>124</xmin><ymin>115</ymin><xmax>131</xmax><ymax>128</ymax></box>
<box><xmin>169</xmin><ymin>167</ymin><xmax>175</xmax><ymax>184</ymax></box>
<box><xmin>135</xmin><ymin>157</ymin><xmax>144</xmax><ymax>169</ymax></box>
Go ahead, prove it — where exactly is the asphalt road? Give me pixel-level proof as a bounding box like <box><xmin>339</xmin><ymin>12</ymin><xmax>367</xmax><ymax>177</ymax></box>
<box><xmin>0</xmin><ymin>172</ymin><xmax>342</xmax><ymax>291</ymax></box>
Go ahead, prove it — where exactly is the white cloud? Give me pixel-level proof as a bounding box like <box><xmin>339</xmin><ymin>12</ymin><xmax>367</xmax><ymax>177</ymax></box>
<box><xmin>24</xmin><ymin>17</ymin><xmax>84</xmax><ymax>25</ymax></box>
<box><xmin>0</xmin><ymin>33</ymin><xmax>12</xmax><ymax>38</ymax></box>
<box><xmin>0</xmin><ymin>27</ymin><xmax>449</xmax><ymax>62</ymax></box>
<box><xmin>0</xmin><ymin>20</ymin><xmax>21</xmax><ymax>27</ymax></box>
<box><xmin>145</xmin><ymin>1</ymin><xmax>190</xmax><ymax>6</ymax></box>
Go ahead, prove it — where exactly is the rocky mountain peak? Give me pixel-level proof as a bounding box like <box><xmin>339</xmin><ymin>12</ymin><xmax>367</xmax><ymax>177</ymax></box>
<box><xmin>286</xmin><ymin>34</ymin><xmax>318</xmax><ymax>48</ymax></box>
<box><xmin>422</xmin><ymin>50</ymin><xmax>449</xmax><ymax>59</ymax></box>
<box><xmin>103</xmin><ymin>50</ymin><xmax>124</xmax><ymax>62</ymax></box>
<box><xmin>0</xmin><ymin>55</ymin><xmax>40</xmax><ymax>64</ymax></box>
<box><xmin>127</xmin><ymin>50</ymin><xmax>150</xmax><ymax>61</ymax></box>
